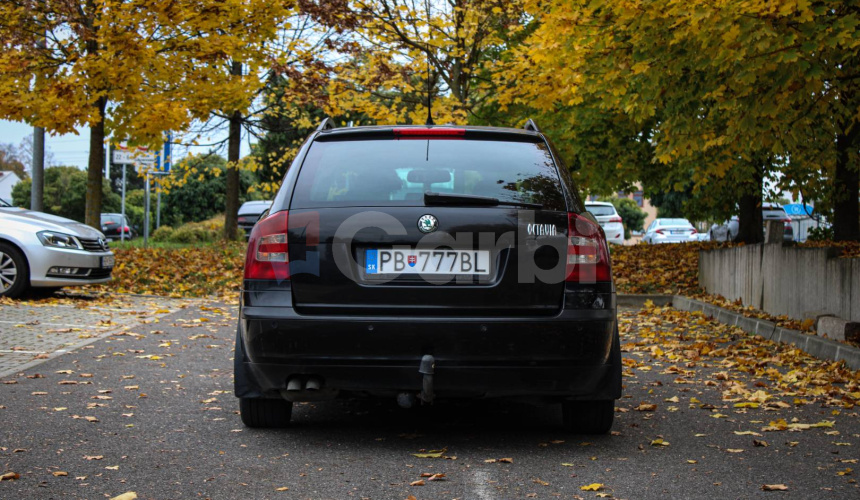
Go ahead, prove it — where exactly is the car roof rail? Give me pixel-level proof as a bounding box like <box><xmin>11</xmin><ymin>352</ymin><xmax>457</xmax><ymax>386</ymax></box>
<box><xmin>524</xmin><ymin>119</ymin><xmax>541</xmax><ymax>132</ymax></box>
<box><xmin>317</xmin><ymin>117</ymin><xmax>336</xmax><ymax>131</ymax></box>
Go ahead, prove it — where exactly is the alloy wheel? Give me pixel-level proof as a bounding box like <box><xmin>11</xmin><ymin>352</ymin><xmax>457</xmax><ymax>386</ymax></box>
<box><xmin>0</xmin><ymin>251</ymin><xmax>17</xmax><ymax>292</ymax></box>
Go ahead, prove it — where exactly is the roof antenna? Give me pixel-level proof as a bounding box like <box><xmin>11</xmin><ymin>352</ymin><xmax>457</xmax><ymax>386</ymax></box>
<box><xmin>424</xmin><ymin>0</ymin><xmax>434</xmax><ymax>126</ymax></box>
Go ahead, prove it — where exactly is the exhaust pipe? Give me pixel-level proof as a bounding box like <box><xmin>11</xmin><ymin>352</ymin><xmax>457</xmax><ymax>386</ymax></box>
<box><xmin>280</xmin><ymin>376</ymin><xmax>337</xmax><ymax>402</ymax></box>
<box><xmin>286</xmin><ymin>377</ymin><xmax>302</xmax><ymax>392</ymax></box>
<box><xmin>305</xmin><ymin>377</ymin><xmax>321</xmax><ymax>391</ymax></box>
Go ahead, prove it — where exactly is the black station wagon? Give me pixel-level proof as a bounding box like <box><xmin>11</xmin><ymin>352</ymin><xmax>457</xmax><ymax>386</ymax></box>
<box><xmin>235</xmin><ymin>119</ymin><xmax>620</xmax><ymax>433</ymax></box>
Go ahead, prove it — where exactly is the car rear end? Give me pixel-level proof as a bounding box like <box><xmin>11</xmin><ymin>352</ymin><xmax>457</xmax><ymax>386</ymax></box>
<box><xmin>651</xmin><ymin>219</ymin><xmax>698</xmax><ymax>243</ymax></box>
<box><xmin>762</xmin><ymin>205</ymin><xmax>794</xmax><ymax>242</ymax></box>
<box><xmin>238</xmin><ymin>201</ymin><xmax>273</xmax><ymax>238</ymax></box>
<box><xmin>100</xmin><ymin>214</ymin><xmax>134</xmax><ymax>241</ymax></box>
<box><xmin>585</xmin><ymin>202</ymin><xmax>624</xmax><ymax>245</ymax></box>
<box><xmin>235</xmin><ymin>124</ymin><xmax>620</xmax><ymax>432</ymax></box>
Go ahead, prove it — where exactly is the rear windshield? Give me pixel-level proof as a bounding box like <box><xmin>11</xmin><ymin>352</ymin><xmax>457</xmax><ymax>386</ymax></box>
<box><xmin>585</xmin><ymin>205</ymin><xmax>616</xmax><ymax>216</ymax></box>
<box><xmin>658</xmin><ymin>219</ymin><xmax>692</xmax><ymax>227</ymax></box>
<box><xmin>239</xmin><ymin>202</ymin><xmax>270</xmax><ymax>214</ymax></box>
<box><xmin>290</xmin><ymin>138</ymin><xmax>566</xmax><ymax>211</ymax></box>
<box><xmin>762</xmin><ymin>208</ymin><xmax>787</xmax><ymax>219</ymax></box>
<box><xmin>101</xmin><ymin>215</ymin><xmax>122</xmax><ymax>225</ymax></box>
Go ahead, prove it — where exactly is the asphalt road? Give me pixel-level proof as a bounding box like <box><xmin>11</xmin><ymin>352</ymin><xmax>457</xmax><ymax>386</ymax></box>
<box><xmin>1</xmin><ymin>302</ymin><xmax>858</xmax><ymax>499</ymax></box>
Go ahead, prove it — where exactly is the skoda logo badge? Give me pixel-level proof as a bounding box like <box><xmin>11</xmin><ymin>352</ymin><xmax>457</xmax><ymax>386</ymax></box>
<box><xmin>417</xmin><ymin>214</ymin><xmax>438</xmax><ymax>233</ymax></box>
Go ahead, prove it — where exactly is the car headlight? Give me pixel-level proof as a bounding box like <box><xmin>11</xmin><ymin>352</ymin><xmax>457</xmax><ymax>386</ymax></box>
<box><xmin>37</xmin><ymin>231</ymin><xmax>83</xmax><ymax>249</ymax></box>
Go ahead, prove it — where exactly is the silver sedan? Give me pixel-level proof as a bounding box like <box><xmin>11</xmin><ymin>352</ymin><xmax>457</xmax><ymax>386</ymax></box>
<box><xmin>643</xmin><ymin>218</ymin><xmax>699</xmax><ymax>244</ymax></box>
<box><xmin>0</xmin><ymin>200</ymin><xmax>114</xmax><ymax>298</ymax></box>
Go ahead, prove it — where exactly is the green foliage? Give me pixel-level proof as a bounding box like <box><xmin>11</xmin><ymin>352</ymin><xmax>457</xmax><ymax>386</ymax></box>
<box><xmin>150</xmin><ymin>225</ymin><xmax>175</xmax><ymax>243</ymax></box>
<box><xmin>649</xmin><ymin>186</ymin><xmax>692</xmax><ymax>219</ymax></box>
<box><xmin>123</xmin><ymin>189</ymin><xmax>147</xmax><ymax>233</ymax></box>
<box><xmin>807</xmin><ymin>226</ymin><xmax>835</xmax><ymax>242</ymax></box>
<box><xmin>253</xmin><ymin>79</ymin><xmax>327</xmax><ymax>193</ymax></box>
<box><xmin>159</xmin><ymin>154</ymin><xmax>255</xmax><ymax>228</ymax></box>
<box><xmin>149</xmin><ymin>216</ymin><xmax>243</xmax><ymax>244</ymax></box>
<box><xmin>601</xmin><ymin>196</ymin><xmax>647</xmax><ymax>239</ymax></box>
<box><xmin>11</xmin><ymin>166</ymin><xmax>119</xmax><ymax>222</ymax></box>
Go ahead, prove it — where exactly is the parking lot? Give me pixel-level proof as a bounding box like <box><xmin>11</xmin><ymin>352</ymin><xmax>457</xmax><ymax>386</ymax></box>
<box><xmin>0</xmin><ymin>293</ymin><xmax>197</xmax><ymax>378</ymax></box>
<box><xmin>1</xmin><ymin>300</ymin><xmax>858</xmax><ymax>499</ymax></box>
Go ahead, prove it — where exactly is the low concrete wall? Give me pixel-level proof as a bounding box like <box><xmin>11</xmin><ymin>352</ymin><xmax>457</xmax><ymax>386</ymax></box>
<box><xmin>699</xmin><ymin>245</ymin><xmax>860</xmax><ymax>323</ymax></box>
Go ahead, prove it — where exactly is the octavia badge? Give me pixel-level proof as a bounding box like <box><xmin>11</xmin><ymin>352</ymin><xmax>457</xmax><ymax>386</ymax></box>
<box><xmin>417</xmin><ymin>214</ymin><xmax>438</xmax><ymax>233</ymax></box>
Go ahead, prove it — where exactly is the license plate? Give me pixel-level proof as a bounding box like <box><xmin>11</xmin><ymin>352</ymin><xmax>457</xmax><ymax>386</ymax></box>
<box><xmin>366</xmin><ymin>249</ymin><xmax>490</xmax><ymax>275</ymax></box>
<box><xmin>101</xmin><ymin>255</ymin><xmax>115</xmax><ymax>268</ymax></box>
<box><xmin>671</xmin><ymin>230</ymin><xmax>685</xmax><ymax>235</ymax></box>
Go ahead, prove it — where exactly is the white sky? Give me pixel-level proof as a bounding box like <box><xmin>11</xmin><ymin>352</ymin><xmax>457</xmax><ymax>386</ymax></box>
<box><xmin>0</xmin><ymin>119</ymin><xmax>253</xmax><ymax>171</ymax></box>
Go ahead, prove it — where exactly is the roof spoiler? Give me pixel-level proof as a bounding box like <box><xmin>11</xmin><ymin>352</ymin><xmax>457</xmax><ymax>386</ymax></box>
<box><xmin>316</xmin><ymin>117</ymin><xmax>336</xmax><ymax>131</ymax></box>
<box><xmin>523</xmin><ymin>119</ymin><xmax>541</xmax><ymax>132</ymax></box>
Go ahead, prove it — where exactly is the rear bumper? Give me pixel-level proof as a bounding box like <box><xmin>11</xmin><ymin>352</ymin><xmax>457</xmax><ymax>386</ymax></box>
<box><xmin>237</xmin><ymin>287</ymin><xmax>618</xmax><ymax>400</ymax></box>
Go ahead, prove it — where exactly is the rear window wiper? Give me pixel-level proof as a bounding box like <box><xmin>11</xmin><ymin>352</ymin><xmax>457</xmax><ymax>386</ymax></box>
<box><xmin>423</xmin><ymin>191</ymin><xmax>543</xmax><ymax>209</ymax></box>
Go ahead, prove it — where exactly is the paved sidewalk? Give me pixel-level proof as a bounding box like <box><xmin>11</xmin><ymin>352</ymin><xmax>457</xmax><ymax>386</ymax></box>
<box><xmin>1</xmin><ymin>303</ymin><xmax>857</xmax><ymax>499</ymax></box>
<box><xmin>0</xmin><ymin>293</ymin><xmax>200</xmax><ymax>378</ymax></box>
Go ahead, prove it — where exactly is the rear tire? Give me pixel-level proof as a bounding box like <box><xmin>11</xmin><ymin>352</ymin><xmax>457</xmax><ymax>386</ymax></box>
<box><xmin>240</xmin><ymin>397</ymin><xmax>293</xmax><ymax>428</ymax></box>
<box><xmin>0</xmin><ymin>243</ymin><xmax>29</xmax><ymax>299</ymax></box>
<box><xmin>562</xmin><ymin>399</ymin><xmax>615</xmax><ymax>434</ymax></box>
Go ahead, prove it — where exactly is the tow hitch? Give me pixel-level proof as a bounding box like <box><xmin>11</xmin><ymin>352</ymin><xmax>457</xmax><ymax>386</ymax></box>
<box><xmin>418</xmin><ymin>354</ymin><xmax>435</xmax><ymax>404</ymax></box>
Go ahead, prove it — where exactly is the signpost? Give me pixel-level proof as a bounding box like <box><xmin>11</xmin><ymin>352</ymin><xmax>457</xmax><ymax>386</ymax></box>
<box><xmin>112</xmin><ymin>144</ymin><xmax>157</xmax><ymax>243</ymax></box>
<box><xmin>112</xmin><ymin>146</ymin><xmax>156</xmax><ymax>166</ymax></box>
<box><xmin>112</xmin><ymin>138</ymin><xmax>171</xmax><ymax>247</ymax></box>
<box><xmin>153</xmin><ymin>132</ymin><xmax>172</xmax><ymax>230</ymax></box>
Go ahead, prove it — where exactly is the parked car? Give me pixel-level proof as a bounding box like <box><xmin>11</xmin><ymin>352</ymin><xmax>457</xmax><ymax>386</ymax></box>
<box><xmin>237</xmin><ymin>200</ymin><xmax>273</xmax><ymax>238</ymax></box>
<box><xmin>100</xmin><ymin>213</ymin><xmax>135</xmax><ymax>240</ymax></box>
<box><xmin>643</xmin><ymin>218</ymin><xmax>698</xmax><ymax>244</ymax></box>
<box><xmin>709</xmin><ymin>203</ymin><xmax>794</xmax><ymax>242</ymax></box>
<box><xmin>585</xmin><ymin>201</ymin><xmax>624</xmax><ymax>245</ymax></box>
<box><xmin>234</xmin><ymin>120</ymin><xmax>620</xmax><ymax>433</ymax></box>
<box><xmin>0</xmin><ymin>199</ymin><xmax>114</xmax><ymax>298</ymax></box>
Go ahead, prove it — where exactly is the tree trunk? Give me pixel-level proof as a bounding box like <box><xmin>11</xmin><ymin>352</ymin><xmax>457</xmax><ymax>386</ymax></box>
<box><xmin>833</xmin><ymin>115</ymin><xmax>860</xmax><ymax>242</ymax></box>
<box><xmin>85</xmin><ymin>96</ymin><xmax>107</xmax><ymax>229</ymax></box>
<box><xmin>223</xmin><ymin>61</ymin><xmax>243</xmax><ymax>241</ymax></box>
<box><xmin>734</xmin><ymin>160</ymin><xmax>764</xmax><ymax>244</ymax></box>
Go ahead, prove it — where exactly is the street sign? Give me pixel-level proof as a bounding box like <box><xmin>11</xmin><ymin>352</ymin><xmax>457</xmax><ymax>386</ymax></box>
<box><xmin>113</xmin><ymin>144</ymin><xmax>156</xmax><ymax>165</ymax></box>
<box><xmin>159</xmin><ymin>132</ymin><xmax>172</xmax><ymax>174</ymax></box>
<box><xmin>784</xmin><ymin>203</ymin><xmax>814</xmax><ymax>216</ymax></box>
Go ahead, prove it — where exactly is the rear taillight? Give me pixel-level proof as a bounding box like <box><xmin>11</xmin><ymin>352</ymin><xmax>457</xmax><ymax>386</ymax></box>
<box><xmin>609</xmin><ymin>216</ymin><xmax>622</xmax><ymax>223</ymax></box>
<box><xmin>566</xmin><ymin>213</ymin><xmax>612</xmax><ymax>282</ymax></box>
<box><xmin>691</xmin><ymin>228</ymin><xmax>698</xmax><ymax>234</ymax></box>
<box><xmin>123</xmin><ymin>226</ymin><xmax>130</xmax><ymax>233</ymax></box>
<box><xmin>656</xmin><ymin>229</ymin><xmax>666</xmax><ymax>235</ymax></box>
<box><xmin>244</xmin><ymin>210</ymin><xmax>290</xmax><ymax>281</ymax></box>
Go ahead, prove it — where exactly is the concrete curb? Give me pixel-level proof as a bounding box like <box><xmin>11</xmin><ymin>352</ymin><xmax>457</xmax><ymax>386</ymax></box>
<box><xmin>618</xmin><ymin>294</ymin><xmax>860</xmax><ymax>371</ymax></box>
<box><xmin>616</xmin><ymin>294</ymin><xmax>674</xmax><ymax>308</ymax></box>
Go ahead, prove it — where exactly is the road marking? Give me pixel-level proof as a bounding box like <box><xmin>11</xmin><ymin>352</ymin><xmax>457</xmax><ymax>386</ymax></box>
<box><xmin>471</xmin><ymin>469</ymin><xmax>496</xmax><ymax>500</ymax></box>
<box><xmin>0</xmin><ymin>350</ymin><xmax>45</xmax><ymax>354</ymax></box>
